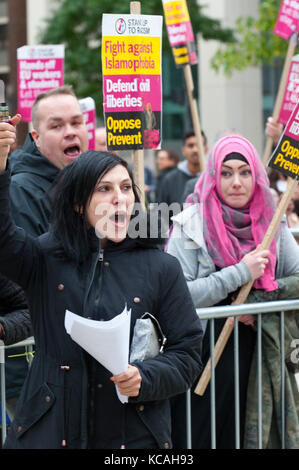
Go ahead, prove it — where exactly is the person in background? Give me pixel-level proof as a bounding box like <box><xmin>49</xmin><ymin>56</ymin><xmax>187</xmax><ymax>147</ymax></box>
<box><xmin>130</xmin><ymin>154</ymin><xmax>156</xmax><ymax>204</ymax></box>
<box><xmin>95</xmin><ymin>126</ymin><xmax>119</xmax><ymax>156</ymax></box>
<box><xmin>265</xmin><ymin>116</ymin><xmax>284</xmax><ymax>147</ymax></box>
<box><xmin>167</xmin><ymin>135</ymin><xmax>299</xmax><ymax>448</ymax></box>
<box><xmin>95</xmin><ymin>127</ymin><xmax>108</xmax><ymax>151</ymax></box>
<box><xmin>9</xmin><ymin>85</ymin><xmax>89</xmax><ymax>236</ymax></box>
<box><xmin>178</xmin><ymin>130</ymin><xmax>209</xmax><ymax>204</ymax></box>
<box><xmin>156</xmin><ymin>148</ymin><xmax>180</xmax><ymax>173</ymax></box>
<box><xmin>269</xmin><ymin>186</ymin><xmax>280</xmax><ymax>206</ymax></box>
<box><xmin>157</xmin><ymin>131</ymin><xmax>208</xmax><ymax>230</ymax></box>
<box><xmin>270</xmin><ymin>185</ymin><xmax>299</xmax><ymax>232</ymax></box>
<box><xmin>0</xmin><ymin>274</ymin><xmax>32</xmax><ymax>422</ymax></box>
<box><xmin>158</xmin><ymin>130</ymin><xmax>208</xmax><ymax>208</ymax></box>
<box><xmin>282</xmin><ymin>196</ymin><xmax>299</xmax><ymax>246</ymax></box>
<box><xmin>144</xmin><ymin>165</ymin><xmax>156</xmax><ymax>203</ymax></box>
<box><xmin>155</xmin><ymin>148</ymin><xmax>180</xmax><ymax>203</ymax></box>
<box><xmin>0</xmin><ymin>116</ymin><xmax>203</xmax><ymax>448</ymax></box>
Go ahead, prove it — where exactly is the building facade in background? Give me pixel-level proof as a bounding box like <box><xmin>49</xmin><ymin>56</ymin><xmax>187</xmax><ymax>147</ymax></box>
<box><xmin>198</xmin><ymin>0</ymin><xmax>264</xmax><ymax>154</ymax></box>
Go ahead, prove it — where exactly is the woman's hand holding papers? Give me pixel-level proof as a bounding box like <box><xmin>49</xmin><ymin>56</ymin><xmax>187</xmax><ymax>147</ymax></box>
<box><xmin>110</xmin><ymin>364</ymin><xmax>142</xmax><ymax>397</ymax></box>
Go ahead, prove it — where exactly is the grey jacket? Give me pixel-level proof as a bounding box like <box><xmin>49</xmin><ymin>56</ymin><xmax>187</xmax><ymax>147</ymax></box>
<box><xmin>167</xmin><ymin>204</ymin><xmax>299</xmax><ymax>310</ymax></box>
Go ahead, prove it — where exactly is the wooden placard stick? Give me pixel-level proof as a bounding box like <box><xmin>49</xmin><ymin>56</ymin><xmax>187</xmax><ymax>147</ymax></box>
<box><xmin>183</xmin><ymin>64</ymin><xmax>206</xmax><ymax>172</ymax></box>
<box><xmin>262</xmin><ymin>33</ymin><xmax>298</xmax><ymax>167</ymax></box>
<box><xmin>194</xmin><ymin>175</ymin><xmax>298</xmax><ymax>396</ymax></box>
<box><xmin>130</xmin><ymin>1</ymin><xmax>145</xmax><ymax>207</ymax></box>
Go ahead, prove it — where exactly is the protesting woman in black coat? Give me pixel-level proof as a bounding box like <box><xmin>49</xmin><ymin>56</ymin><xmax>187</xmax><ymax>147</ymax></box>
<box><xmin>0</xmin><ymin>116</ymin><xmax>203</xmax><ymax>449</ymax></box>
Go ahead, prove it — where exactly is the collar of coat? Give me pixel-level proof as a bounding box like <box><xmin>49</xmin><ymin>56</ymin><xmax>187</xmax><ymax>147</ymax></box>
<box><xmin>171</xmin><ymin>204</ymin><xmax>205</xmax><ymax>248</ymax></box>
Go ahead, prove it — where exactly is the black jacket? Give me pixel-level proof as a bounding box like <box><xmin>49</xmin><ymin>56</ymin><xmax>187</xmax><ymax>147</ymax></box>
<box><xmin>181</xmin><ymin>177</ymin><xmax>198</xmax><ymax>204</ymax></box>
<box><xmin>0</xmin><ymin>168</ymin><xmax>203</xmax><ymax>449</ymax></box>
<box><xmin>9</xmin><ymin>133</ymin><xmax>59</xmax><ymax>236</ymax></box>
<box><xmin>0</xmin><ymin>134</ymin><xmax>58</xmax><ymax>402</ymax></box>
<box><xmin>155</xmin><ymin>167</ymin><xmax>176</xmax><ymax>204</ymax></box>
<box><xmin>0</xmin><ymin>273</ymin><xmax>31</xmax><ymax>345</ymax></box>
<box><xmin>0</xmin><ymin>274</ymin><xmax>32</xmax><ymax>399</ymax></box>
<box><xmin>158</xmin><ymin>166</ymin><xmax>191</xmax><ymax>207</ymax></box>
<box><xmin>156</xmin><ymin>165</ymin><xmax>200</xmax><ymax>228</ymax></box>
<box><xmin>2</xmin><ymin>134</ymin><xmax>59</xmax><ymax>399</ymax></box>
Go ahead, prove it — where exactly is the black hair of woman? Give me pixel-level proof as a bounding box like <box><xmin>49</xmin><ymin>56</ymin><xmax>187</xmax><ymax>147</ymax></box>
<box><xmin>50</xmin><ymin>151</ymin><xmax>141</xmax><ymax>264</ymax></box>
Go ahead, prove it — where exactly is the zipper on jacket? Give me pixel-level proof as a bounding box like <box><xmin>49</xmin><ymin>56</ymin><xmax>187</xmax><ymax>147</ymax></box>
<box><xmin>84</xmin><ymin>245</ymin><xmax>105</xmax><ymax>442</ymax></box>
<box><xmin>82</xmin><ymin>241</ymin><xmax>102</xmax><ymax>315</ymax></box>
<box><xmin>121</xmin><ymin>403</ymin><xmax>127</xmax><ymax>448</ymax></box>
<box><xmin>77</xmin><ymin>242</ymin><xmax>103</xmax><ymax>447</ymax></box>
<box><xmin>94</xmin><ymin>249</ymin><xmax>104</xmax><ymax>310</ymax></box>
<box><xmin>60</xmin><ymin>365</ymin><xmax>70</xmax><ymax>447</ymax></box>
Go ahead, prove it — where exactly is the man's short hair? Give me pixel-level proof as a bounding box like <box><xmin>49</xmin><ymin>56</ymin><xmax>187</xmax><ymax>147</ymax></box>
<box><xmin>183</xmin><ymin>130</ymin><xmax>207</xmax><ymax>147</ymax></box>
<box><xmin>31</xmin><ymin>85</ymin><xmax>76</xmax><ymax>130</ymax></box>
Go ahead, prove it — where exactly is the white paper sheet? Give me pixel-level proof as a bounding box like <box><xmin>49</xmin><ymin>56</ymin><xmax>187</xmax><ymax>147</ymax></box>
<box><xmin>65</xmin><ymin>306</ymin><xmax>131</xmax><ymax>403</ymax></box>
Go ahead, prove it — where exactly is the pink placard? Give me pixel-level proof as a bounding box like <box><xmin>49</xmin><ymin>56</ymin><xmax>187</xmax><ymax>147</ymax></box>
<box><xmin>274</xmin><ymin>0</ymin><xmax>299</xmax><ymax>40</ymax></box>
<box><xmin>84</xmin><ymin>109</ymin><xmax>96</xmax><ymax>150</ymax></box>
<box><xmin>79</xmin><ymin>97</ymin><xmax>96</xmax><ymax>150</ymax></box>
<box><xmin>102</xmin><ymin>14</ymin><xmax>162</xmax><ymax>151</ymax></box>
<box><xmin>278</xmin><ymin>54</ymin><xmax>299</xmax><ymax>125</ymax></box>
<box><xmin>166</xmin><ymin>21</ymin><xmax>195</xmax><ymax>47</ymax></box>
<box><xmin>162</xmin><ymin>0</ymin><xmax>198</xmax><ymax>67</ymax></box>
<box><xmin>103</xmin><ymin>75</ymin><xmax>161</xmax><ymax>113</ymax></box>
<box><xmin>284</xmin><ymin>99</ymin><xmax>299</xmax><ymax>141</ymax></box>
<box><xmin>17</xmin><ymin>45</ymin><xmax>64</xmax><ymax>122</ymax></box>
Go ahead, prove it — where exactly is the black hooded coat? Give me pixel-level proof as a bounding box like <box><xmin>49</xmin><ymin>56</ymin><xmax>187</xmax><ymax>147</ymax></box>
<box><xmin>0</xmin><ymin>167</ymin><xmax>203</xmax><ymax>449</ymax></box>
<box><xmin>9</xmin><ymin>133</ymin><xmax>59</xmax><ymax>236</ymax></box>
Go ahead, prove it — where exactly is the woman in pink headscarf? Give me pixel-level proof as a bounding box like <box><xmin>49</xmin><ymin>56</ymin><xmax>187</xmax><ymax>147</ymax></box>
<box><xmin>167</xmin><ymin>135</ymin><xmax>299</xmax><ymax>449</ymax></box>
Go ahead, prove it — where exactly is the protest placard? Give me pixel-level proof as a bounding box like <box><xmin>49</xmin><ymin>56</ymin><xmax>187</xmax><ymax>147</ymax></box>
<box><xmin>274</xmin><ymin>0</ymin><xmax>299</xmax><ymax>40</ymax></box>
<box><xmin>17</xmin><ymin>45</ymin><xmax>65</xmax><ymax>122</ymax></box>
<box><xmin>269</xmin><ymin>99</ymin><xmax>299</xmax><ymax>178</ymax></box>
<box><xmin>278</xmin><ymin>54</ymin><xmax>299</xmax><ymax>125</ymax></box>
<box><xmin>262</xmin><ymin>1</ymin><xmax>299</xmax><ymax>165</ymax></box>
<box><xmin>161</xmin><ymin>0</ymin><xmax>205</xmax><ymax>171</ymax></box>
<box><xmin>162</xmin><ymin>0</ymin><xmax>197</xmax><ymax>67</ymax></box>
<box><xmin>79</xmin><ymin>97</ymin><xmax>96</xmax><ymax>150</ymax></box>
<box><xmin>102</xmin><ymin>13</ymin><xmax>162</xmax><ymax>151</ymax></box>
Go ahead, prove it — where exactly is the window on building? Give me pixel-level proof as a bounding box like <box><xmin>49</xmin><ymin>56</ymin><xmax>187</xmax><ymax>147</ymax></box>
<box><xmin>162</xmin><ymin>52</ymin><xmax>198</xmax><ymax>142</ymax></box>
<box><xmin>262</xmin><ymin>62</ymin><xmax>283</xmax><ymax>126</ymax></box>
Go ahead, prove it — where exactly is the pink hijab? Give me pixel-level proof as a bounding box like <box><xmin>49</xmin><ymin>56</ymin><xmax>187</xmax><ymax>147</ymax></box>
<box><xmin>187</xmin><ymin>135</ymin><xmax>278</xmax><ymax>291</ymax></box>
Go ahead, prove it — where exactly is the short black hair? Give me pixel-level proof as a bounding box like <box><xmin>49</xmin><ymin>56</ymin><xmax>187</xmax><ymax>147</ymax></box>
<box><xmin>50</xmin><ymin>151</ymin><xmax>140</xmax><ymax>264</ymax></box>
<box><xmin>183</xmin><ymin>130</ymin><xmax>207</xmax><ymax>146</ymax></box>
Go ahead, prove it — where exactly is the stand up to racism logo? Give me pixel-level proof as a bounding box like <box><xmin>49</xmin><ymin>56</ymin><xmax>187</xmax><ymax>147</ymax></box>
<box><xmin>115</xmin><ymin>18</ymin><xmax>126</xmax><ymax>35</ymax></box>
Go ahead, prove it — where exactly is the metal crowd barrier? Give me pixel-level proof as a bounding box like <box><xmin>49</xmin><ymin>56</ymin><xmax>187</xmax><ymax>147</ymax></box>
<box><xmin>1</xmin><ymin>300</ymin><xmax>299</xmax><ymax>448</ymax></box>
<box><xmin>188</xmin><ymin>299</ymin><xmax>299</xmax><ymax>450</ymax></box>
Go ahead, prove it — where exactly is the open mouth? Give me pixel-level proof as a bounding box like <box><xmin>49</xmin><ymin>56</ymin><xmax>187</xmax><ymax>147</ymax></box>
<box><xmin>109</xmin><ymin>212</ymin><xmax>127</xmax><ymax>226</ymax></box>
<box><xmin>64</xmin><ymin>144</ymin><xmax>81</xmax><ymax>159</ymax></box>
